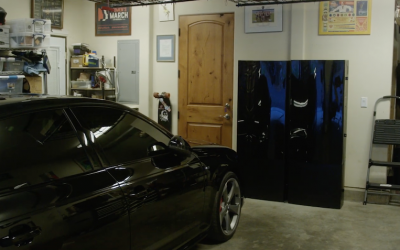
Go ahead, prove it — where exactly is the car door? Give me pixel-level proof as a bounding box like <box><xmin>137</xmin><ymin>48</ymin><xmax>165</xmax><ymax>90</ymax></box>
<box><xmin>70</xmin><ymin>106</ymin><xmax>207</xmax><ymax>249</ymax></box>
<box><xmin>0</xmin><ymin>108</ymin><xmax>130</xmax><ymax>250</ymax></box>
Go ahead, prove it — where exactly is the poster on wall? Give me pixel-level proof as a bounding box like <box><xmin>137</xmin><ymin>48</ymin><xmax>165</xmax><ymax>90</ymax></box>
<box><xmin>95</xmin><ymin>3</ymin><xmax>131</xmax><ymax>36</ymax></box>
<box><xmin>244</xmin><ymin>5</ymin><xmax>283</xmax><ymax>33</ymax></box>
<box><xmin>319</xmin><ymin>0</ymin><xmax>371</xmax><ymax>35</ymax></box>
<box><xmin>158</xmin><ymin>3</ymin><xmax>174</xmax><ymax>22</ymax></box>
<box><xmin>31</xmin><ymin>0</ymin><xmax>64</xmax><ymax>29</ymax></box>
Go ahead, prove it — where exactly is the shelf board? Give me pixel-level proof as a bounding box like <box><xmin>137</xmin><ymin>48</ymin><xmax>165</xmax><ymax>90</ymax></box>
<box><xmin>0</xmin><ymin>48</ymin><xmax>42</xmax><ymax>51</ymax></box>
<box><xmin>71</xmin><ymin>88</ymin><xmax>102</xmax><ymax>91</ymax></box>
<box><xmin>71</xmin><ymin>67</ymin><xmax>115</xmax><ymax>70</ymax></box>
<box><xmin>368</xmin><ymin>183</ymin><xmax>400</xmax><ymax>191</ymax></box>
<box><xmin>0</xmin><ymin>71</ymin><xmax>24</xmax><ymax>75</ymax></box>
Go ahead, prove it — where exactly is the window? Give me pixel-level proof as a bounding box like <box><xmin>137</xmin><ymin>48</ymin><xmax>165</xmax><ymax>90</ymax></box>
<box><xmin>71</xmin><ymin>107</ymin><xmax>170</xmax><ymax>165</ymax></box>
<box><xmin>0</xmin><ymin>109</ymin><xmax>95</xmax><ymax>193</ymax></box>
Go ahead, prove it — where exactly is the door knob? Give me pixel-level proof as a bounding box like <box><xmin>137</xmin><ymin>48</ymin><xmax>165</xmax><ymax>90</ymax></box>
<box><xmin>225</xmin><ymin>103</ymin><xmax>230</xmax><ymax>109</ymax></box>
<box><xmin>220</xmin><ymin>114</ymin><xmax>230</xmax><ymax>120</ymax></box>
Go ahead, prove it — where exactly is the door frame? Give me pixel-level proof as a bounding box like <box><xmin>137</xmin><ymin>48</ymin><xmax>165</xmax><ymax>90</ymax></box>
<box><xmin>51</xmin><ymin>34</ymin><xmax>68</xmax><ymax>95</ymax></box>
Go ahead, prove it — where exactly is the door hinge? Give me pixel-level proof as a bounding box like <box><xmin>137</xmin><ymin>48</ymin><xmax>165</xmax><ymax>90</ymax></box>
<box><xmin>178</xmin><ymin>70</ymin><xmax>180</xmax><ymax>78</ymax></box>
<box><xmin>178</xmin><ymin>111</ymin><xmax>180</xmax><ymax>119</ymax></box>
<box><xmin>179</xmin><ymin>28</ymin><xmax>180</xmax><ymax>36</ymax></box>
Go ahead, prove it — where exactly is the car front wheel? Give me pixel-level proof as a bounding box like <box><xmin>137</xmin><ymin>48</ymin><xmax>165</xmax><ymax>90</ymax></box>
<box><xmin>208</xmin><ymin>172</ymin><xmax>242</xmax><ymax>242</ymax></box>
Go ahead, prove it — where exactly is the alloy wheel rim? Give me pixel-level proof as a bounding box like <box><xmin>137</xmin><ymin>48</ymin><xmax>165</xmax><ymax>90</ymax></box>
<box><xmin>219</xmin><ymin>178</ymin><xmax>241</xmax><ymax>235</ymax></box>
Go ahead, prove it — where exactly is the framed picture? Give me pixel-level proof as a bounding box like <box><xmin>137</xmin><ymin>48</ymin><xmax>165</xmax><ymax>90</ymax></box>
<box><xmin>319</xmin><ymin>0</ymin><xmax>372</xmax><ymax>35</ymax></box>
<box><xmin>95</xmin><ymin>3</ymin><xmax>131</xmax><ymax>36</ymax></box>
<box><xmin>244</xmin><ymin>5</ymin><xmax>283</xmax><ymax>33</ymax></box>
<box><xmin>157</xmin><ymin>35</ymin><xmax>175</xmax><ymax>62</ymax></box>
<box><xmin>159</xmin><ymin>3</ymin><xmax>174</xmax><ymax>22</ymax></box>
<box><xmin>31</xmin><ymin>0</ymin><xmax>64</xmax><ymax>29</ymax></box>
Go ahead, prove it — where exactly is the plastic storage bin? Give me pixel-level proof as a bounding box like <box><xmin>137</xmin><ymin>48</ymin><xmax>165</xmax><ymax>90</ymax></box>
<box><xmin>10</xmin><ymin>32</ymin><xmax>50</xmax><ymax>48</ymax></box>
<box><xmin>0</xmin><ymin>75</ymin><xmax>24</xmax><ymax>94</ymax></box>
<box><xmin>8</xmin><ymin>19</ymin><xmax>51</xmax><ymax>34</ymax></box>
<box><xmin>4</xmin><ymin>61</ymin><xmax>24</xmax><ymax>71</ymax></box>
<box><xmin>0</xmin><ymin>25</ymin><xmax>10</xmax><ymax>48</ymax></box>
<box><xmin>71</xmin><ymin>81</ymin><xmax>92</xmax><ymax>89</ymax></box>
<box><xmin>0</xmin><ymin>25</ymin><xmax>10</xmax><ymax>35</ymax></box>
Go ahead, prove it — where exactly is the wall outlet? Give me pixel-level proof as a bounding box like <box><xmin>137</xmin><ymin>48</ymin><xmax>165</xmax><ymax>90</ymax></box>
<box><xmin>361</xmin><ymin>97</ymin><xmax>368</xmax><ymax>108</ymax></box>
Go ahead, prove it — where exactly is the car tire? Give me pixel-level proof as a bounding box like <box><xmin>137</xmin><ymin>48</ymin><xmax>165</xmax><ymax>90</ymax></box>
<box><xmin>208</xmin><ymin>171</ymin><xmax>242</xmax><ymax>242</ymax></box>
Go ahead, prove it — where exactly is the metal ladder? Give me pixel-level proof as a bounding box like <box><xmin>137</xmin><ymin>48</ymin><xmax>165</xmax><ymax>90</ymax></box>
<box><xmin>364</xmin><ymin>96</ymin><xmax>400</xmax><ymax>205</ymax></box>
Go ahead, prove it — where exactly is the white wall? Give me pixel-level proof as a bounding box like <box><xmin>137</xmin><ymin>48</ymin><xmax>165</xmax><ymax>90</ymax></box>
<box><xmin>0</xmin><ymin>0</ymin><xmax>152</xmax><ymax>115</ymax></box>
<box><xmin>0</xmin><ymin>0</ymin><xmax>30</xmax><ymax>18</ymax></box>
<box><xmin>151</xmin><ymin>0</ymin><xmax>292</xmax><ymax>139</ymax></box>
<box><xmin>0</xmin><ymin>0</ymin><xmax>87</xmax><ymax>93</ymax></box>
<box><xmin>300</xmin><ymin>1</ymin><xmax>394</xmax><ymax>189</ymax></box>
<box><xmin>79</xmin><ymin>1</ymin><xmax>152</xmax><ymax>116</ymax></box>
<box><xmin>0</xmin><ymin>0</ymin><xmax>396</xmax><ymax>190</ymax></box>
<box><xmin>150</xmin><ymin>0</ymin><xmax>395</xmax><ymax>189</ymax></box>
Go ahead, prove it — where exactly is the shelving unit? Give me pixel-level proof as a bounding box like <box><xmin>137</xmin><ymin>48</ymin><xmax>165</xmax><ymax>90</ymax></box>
<box><xmin>70</xmin><ymin>66</ymin><xmax>117</xmax><ymax>101</ymax></box>
<box><xmin>0</xmin><ymin>48</ymin><xmax>48</xmax><ymax>95</ymax></box>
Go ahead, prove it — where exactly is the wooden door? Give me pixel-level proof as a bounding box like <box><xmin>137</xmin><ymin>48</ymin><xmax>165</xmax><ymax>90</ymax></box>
<box><xmin>178</xmin><ymin>14</ymin><xmax>234</xmax><ymax>147</ymax></box>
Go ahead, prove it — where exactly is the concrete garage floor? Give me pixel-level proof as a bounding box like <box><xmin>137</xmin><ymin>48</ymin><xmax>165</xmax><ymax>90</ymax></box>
<box><xmin>195</xmin><ymin>199</ymin><xmax>400</xmax><ymax>250</ymax></box>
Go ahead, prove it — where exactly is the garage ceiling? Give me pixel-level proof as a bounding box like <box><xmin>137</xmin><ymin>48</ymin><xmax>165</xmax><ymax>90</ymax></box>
<box><xmin>89</xmin><ymin>0</ymin><xmax>331</xmax><ymax>7</ymax></box>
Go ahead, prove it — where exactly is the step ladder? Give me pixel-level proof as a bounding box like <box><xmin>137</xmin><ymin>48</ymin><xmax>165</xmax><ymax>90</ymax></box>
<box><xmin>364</xmin><ymin>96</ymin><xmax>400</xmax><ymax>205</ymax></box>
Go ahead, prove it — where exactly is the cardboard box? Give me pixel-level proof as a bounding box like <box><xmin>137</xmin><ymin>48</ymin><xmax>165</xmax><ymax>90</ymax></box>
<box><xmin>78</xmin><ymin>72</ymin><xmax>90</xmax><ymax>81</ymax></box>
<box><xmin>71</xmin><ymin>55</ymin><xmax>85</xmax><ymax>68</ymax></box>
<box><xmin>26</xmin><ymin>76</ymin><xmax>42</xmax><ymax>94</ymax></box>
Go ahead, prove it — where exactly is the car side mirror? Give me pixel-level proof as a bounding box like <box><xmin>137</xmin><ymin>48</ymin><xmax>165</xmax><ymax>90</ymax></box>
<box><xmin>147</xmin><ymin>142</ymin><xmax>169</xmax><ymax>157</ymax></box>
<box><xmin>147</xmin><ymin>136</ymin><xmax>192</xmax><ymax>169</ymax></box>
<box><xmin>168</xmin><ymin>135</ymin><xmax>192</xmax><ymax>157</ymax></box>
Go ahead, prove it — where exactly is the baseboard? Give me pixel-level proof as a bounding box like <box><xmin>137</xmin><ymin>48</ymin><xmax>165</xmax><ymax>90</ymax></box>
<box><xmin>344</xmin><ymin>187</ymin><xmax>364</xmax><ymax>202</ymax></box>
<box><xmin>344</xmin><ymin>187</ymin><xmax>390</xmax><ymax>204</ymax></box>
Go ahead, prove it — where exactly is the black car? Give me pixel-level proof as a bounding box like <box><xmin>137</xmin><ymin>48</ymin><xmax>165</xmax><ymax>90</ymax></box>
<box><xmin>0</xmin><ymin>96</ymin><xmax>243</xmax><ymax>250</ymax></box>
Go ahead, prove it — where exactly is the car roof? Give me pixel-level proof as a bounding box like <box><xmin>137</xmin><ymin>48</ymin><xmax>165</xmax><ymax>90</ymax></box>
<box><xmin>0</xmin><ymin>94</ymin><xmax>107</xmax><ymax>104</ymax></box>
<box><xmin>0</xmin><ymin>95</ymin><xmax>124</xmax><ymax>114</ymax></box>
<box><xmin>0</xmin><ymin>94</ymin><xmax>173</xmax><ymax>137</ymax></box>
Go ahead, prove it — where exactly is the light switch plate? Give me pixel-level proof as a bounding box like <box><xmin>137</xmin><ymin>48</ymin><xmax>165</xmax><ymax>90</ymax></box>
<box><xmin>361</xmin><ymin>97</ymin><xmax>368</xmax><ymax>108</ymax></box>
